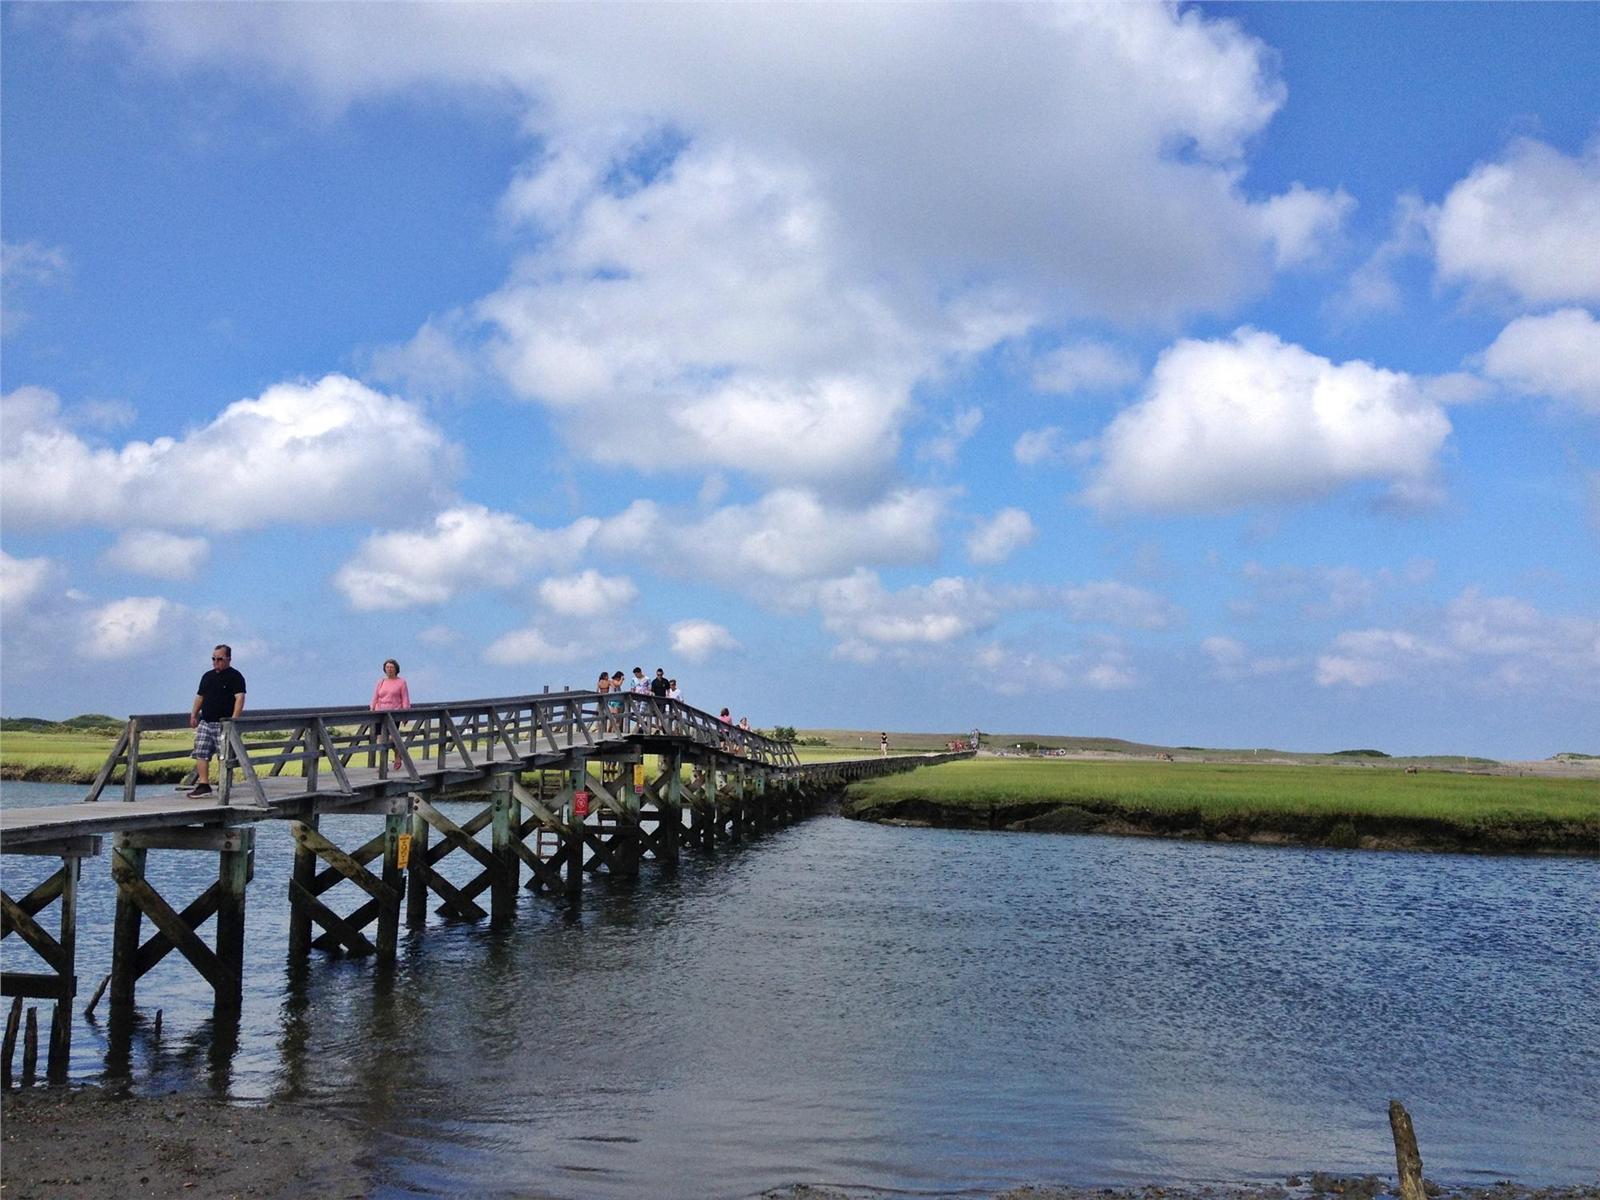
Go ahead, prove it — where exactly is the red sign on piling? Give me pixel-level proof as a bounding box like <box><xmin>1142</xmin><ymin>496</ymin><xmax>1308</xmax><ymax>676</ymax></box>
<box><xmin>573</xmin><ymin>790</ymin><xmax>590</xmax><ymax>818</ymax></box>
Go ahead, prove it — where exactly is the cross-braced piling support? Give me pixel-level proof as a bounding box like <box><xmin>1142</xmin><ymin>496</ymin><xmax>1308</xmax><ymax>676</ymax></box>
<box><xmin>2</xmin><ymin>835</ymin><xmax>97</xmax><ymax>1081</ymax></box>
<box><xmin>109</xmin><ymin>826</ymin><xmax>255</xmax><ymax>1019</ymax></box>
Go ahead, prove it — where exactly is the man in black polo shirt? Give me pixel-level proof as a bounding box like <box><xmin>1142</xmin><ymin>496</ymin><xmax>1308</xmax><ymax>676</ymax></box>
<box><xmin>188</xmin><ymin>643</ymin><xmax>246</xmax><ymax>798</ymax></box>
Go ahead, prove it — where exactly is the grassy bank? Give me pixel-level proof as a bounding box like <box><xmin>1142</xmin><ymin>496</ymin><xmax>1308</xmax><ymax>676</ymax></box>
<box><xmin>843</xmin><ymin>758</ymin><xmax>1600</xmax><ymax>855</ymax></box>
<box><xmin>0</xmin><ymin>729</ymin><xmax>194</xmax><ymax>784</ymax></box>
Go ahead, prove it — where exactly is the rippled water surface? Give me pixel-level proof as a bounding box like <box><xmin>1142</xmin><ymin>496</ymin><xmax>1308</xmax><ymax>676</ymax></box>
<box><xmin>3</xmin><ymin>780</ymin><xmax>1597</xmax><ymax>1197</ymax></box>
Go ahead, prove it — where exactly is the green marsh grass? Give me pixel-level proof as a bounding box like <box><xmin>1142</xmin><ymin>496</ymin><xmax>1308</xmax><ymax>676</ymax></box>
<box><xmin>845</xmin><ymin>757</ymin><xmax>1600</xmax><ymax>828</ymax></box>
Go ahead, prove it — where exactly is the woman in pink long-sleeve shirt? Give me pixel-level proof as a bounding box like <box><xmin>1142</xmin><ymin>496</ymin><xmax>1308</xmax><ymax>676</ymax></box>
<box><xmin>371</xmin><ymin>658</ymin><xmax>411</xmax><ymax>768</ymax></box>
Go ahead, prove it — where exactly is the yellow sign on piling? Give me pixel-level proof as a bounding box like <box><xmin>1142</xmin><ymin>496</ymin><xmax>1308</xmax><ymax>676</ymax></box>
<box><xmin>396</xmin><ymin>833</ymin><xmax>412</xmax><ymax>869</ymax></box>
<box><xmin>633</xmin><ymin>763</ymin><xmax>646</xmax><ymax>794</ymax></box>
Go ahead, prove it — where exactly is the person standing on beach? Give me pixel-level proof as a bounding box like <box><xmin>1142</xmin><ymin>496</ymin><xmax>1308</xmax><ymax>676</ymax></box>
<box><xmin>880</xmin><ymin>732</ymin><xmax>889</xmax><ymax>757</ymax></box>
<box><xmin>370</xmin><ymin>658</ymin><xmax>411</xmax><ymax>769</ymax></box>
<box><xmin>188</xmin><ymin>644</ymin><xmax>245</xmax><ymax>797</ymax></box>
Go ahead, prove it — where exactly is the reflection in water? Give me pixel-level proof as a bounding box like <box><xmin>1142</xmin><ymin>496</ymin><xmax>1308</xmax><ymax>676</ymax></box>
<box><xmin>3</xmin><ymin>780</ymin><xmax>1596</xmax><ymax>1197</ymax></box>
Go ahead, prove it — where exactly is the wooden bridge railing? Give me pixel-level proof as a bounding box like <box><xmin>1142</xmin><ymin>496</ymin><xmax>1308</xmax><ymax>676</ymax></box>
<box><xmin>82</xmin><ymin>691</ymin><xmax>800</xmax><ymax>807</ymax></box>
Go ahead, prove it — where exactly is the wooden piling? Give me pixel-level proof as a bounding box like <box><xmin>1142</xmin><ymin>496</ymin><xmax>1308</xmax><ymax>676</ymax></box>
<box><xmin>47</xmin><ymin>851</ymin><xmax>80</xmax><ymax>1079</ymax></box>
<box><xmin>2</xmin><ymin>995</ymin><xmax>21</xmax><ymax>1082</ymax></box>
<box><xmin>22</xmin><ymin>1005</ymin><xmax>39</xmax><ymax>1084</ymax></box>
<box><xmin>214</xmin><ymin>833</ymin><xmax>251</xmax><ymax>1014</ymax></box>
<box><xmin>490</xmin><ymin>772</ymin><xmax>517</xmax><ymax>926</ymax></box>
<box><xmin>1388</xmin><ymin>1100</ymin><xmax>1426</xmax><ymax>1200</ymax></box>
<box><xmin>287</xmin><ymin>816</ymin><xmax>319</xmax><ymax>961</ymax></box>
<box><xmin>109</xmin><ymin>842</ymin><xmax>148</xmax><ymax>1016</ymax></box>
<box><xmin>378</xmin><ymin>812</ymin><xmax>408</xmax><ymax>962</ymax></box>
<box><xmin>406</xmin><ymin>799</ymin><xmax>431</xmax><ymax>927</ymax></box>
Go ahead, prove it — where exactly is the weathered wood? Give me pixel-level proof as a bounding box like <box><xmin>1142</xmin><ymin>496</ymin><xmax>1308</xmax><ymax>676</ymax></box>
<box><xmin>1</xmin><ymin>971</ymin><xmax>73</xmax><ymax>999</ymax></box>
<box><xmin>420</xmin><ymin>867</ymin><xmax>489</xmax><ymax>922</ymax></box>
<box><xmin>83</xmin><ymin>721</ymin><xmax>131</xmax><ymax>803</ymax></box>
<box><xmin>1389</xmin><ymin>1100</ymin><xmax>1426</xmax><ymax>1200</ymax></box>
<box><xmin>2</xmin><ymin>995</ymin><xmax>23</xmax><ymax>1080</ymax></box>
<box><xmin>214</xmin><ymin>840</ymin><xmax>251</xmax><ymax>1012</ymax></box>
<box><xmin>22</xmin><ymin>1005</ymin><xmax>38</xmax><ymax>1085</ymax></box>
<box><xmin>289</xmin><ymin>823</ymin><xmax>400</xmax><ymax>910</ymax></box>
<box><xmin>134</xmin><ymin>882</ymin><xmax>221</xmax><ymax>977</ymax></box>
<box><xmin>119</xmin><ymin>825</ymin><xmax>250</xmax><ymax>852</ymax></box>
<box><xmin>415</xmin><ymin>798</ymin><xmax>499</xmax><ymax>875</ymax></box>
<box><xmin>0</xmin><ymin>891</ymin><xmax>67</xmax><ymax>975</ymax></box>
<box><xmin>48</xmin><ymin>853</ymin><xmax>80</xmax><ymax>1079</ymax></box>
<box><xmin>288</xmin><ymin>817</ymin><xmax>319</xmax><ymax>961</ymax></box>
<box><xmin>6</xmin><ymin>869</ymin><xmax>65</xmax><ymax>919</ymax></box>
<box><xmin>376</xmin><ymin>812</ymin><xmax>407</xmax><ymax>964</ymax></box>
<box><xmin>288</xmin><ymin>881</ymin><xmax>374</xmax><ymax>956</ymax></box>
<box><xmin>406</xmin><ymin>805</ymin><xmax>431</xmax><ymax>927</ymax></box>
<box><xmin>310</xmin><ymin>830</ymin><xmax>385</xmax><ymax>897</ymax></box>
<box><xmin>109</xmin><ymin>843</ymin><xmax>147</xmax><ymax>1014</ymax></box>
<box><xmin>490</xmin><ymin>773</ymin><xmax>517</xmax><ymax>926</ymax></box>
<box><xmin>112</xmin><ymin>854</ymin><xmax>232</xmax><ymax>994</ymax></box>
<box><xmin>84</xmin><ymin>972</ymin><xmax>111</xmax><ymax>1018</ymax></box>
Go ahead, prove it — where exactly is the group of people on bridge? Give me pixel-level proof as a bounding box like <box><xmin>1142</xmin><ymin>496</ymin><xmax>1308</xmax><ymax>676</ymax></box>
<box><xmin>184</xmin><ymin>644</ymin><xmax>766</xmax><ymax>797</ymax></box>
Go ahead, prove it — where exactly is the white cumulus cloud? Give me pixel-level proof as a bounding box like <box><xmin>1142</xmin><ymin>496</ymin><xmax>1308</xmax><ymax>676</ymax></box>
<box><xmin>1316</xmin><ymin>589</ymin><xmax>1599</xmax><ymax>692</ymax></box>
<box><xmin>967</xmin><ymin>508</ymin><xmax>1036</xmax><ymax>566</ymax></box>
<box><xmin>79</xmin><ymin>596</ymin><xmax>181</xmax><ymax>660</ymax></box>
<box><xmin>1480</xmin><ymin>308</ymin><xmax>1600</xmax><ymax>414</ymax></box>
<box><xmin>106</xmin><ymin>4</ymin><xmax>1349</xmax><ymax>504</ymax></box>
<box><xmin>101</xmin><ymin>530</ymin><xmax>211</xmax><ymax>580</ymax></box>
<box><xmin>1</xmin><ymin>376</ymin><xmax>457</xmax><ymax>533</ymax></box>
<box><xmin>1434</xmin><ymin>137</ymin><xmax>1600</xmax><ymax>307</ymax></box>
<box><xmin>334</xmin><ymin>504</ymin><xmax>601</xmax><ymax>611</ymax></box>
<box><xmin>606</xmin><ymin>488</ymin><xmax>947</xmax><ymax>590</ymax></box>
<box><xmin>537</xmin><ymin>569</ymin><xmax>638</xmax><ymax>618</ymax></box>
<box><xmin>0</xmin><ymin>549</ymin><xmax>53</xmax><ymax>617</ymax></box>
<box><xmin>1085</xmin><ymin>329</ymin><xmax>1452</xmax><ymax>513</ymax></box>
<box><xmin>669</xmin><ymin>619</ymin><xmax>741</xmax><ymax>663</ymax></box>
<box><xmin>1031</xmin><ymin>341</ymin><xmax>1141</xmax><ymax>394</ymax></box>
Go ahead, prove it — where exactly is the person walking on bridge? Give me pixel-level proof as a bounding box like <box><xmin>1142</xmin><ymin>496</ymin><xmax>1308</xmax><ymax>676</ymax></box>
<box><xmin>370</xmin><ymin>658</ymin><xmax>411</xmax><ymax>769</ymax></box>
<box><xmin>188</xmin><ymin>643</ymin><xmax>246</xmax><ymax>798</ymax></box>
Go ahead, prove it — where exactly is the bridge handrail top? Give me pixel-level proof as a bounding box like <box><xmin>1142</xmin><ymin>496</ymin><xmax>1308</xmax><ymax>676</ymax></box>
<box><xmin>125</xmin><ymin>689</ymin><xmax>596</xmax><ymax>725</ymax></box>
<box><xmin>118</xmin><ymin>692</ymin><xmax>794</xmax><ymax>752</ymax></box>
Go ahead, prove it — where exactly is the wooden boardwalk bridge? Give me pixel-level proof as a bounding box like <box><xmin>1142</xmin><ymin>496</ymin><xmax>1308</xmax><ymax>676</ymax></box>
<box><xmin>0</xmin><ymin>689</ymin><xmax>968</xmax><ymax>1082</ymax></box>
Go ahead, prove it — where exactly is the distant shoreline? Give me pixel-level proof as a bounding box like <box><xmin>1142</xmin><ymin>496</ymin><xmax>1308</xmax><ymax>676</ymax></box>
<box><xmin>841</xmin><ymin>754</ymin><xmax>1600</xmax><ymax>857</ymax></box>
<box><xmin>844</xmin><ymin>795</ymin><xmax>1600</xmax><ymax>856</ymax></box>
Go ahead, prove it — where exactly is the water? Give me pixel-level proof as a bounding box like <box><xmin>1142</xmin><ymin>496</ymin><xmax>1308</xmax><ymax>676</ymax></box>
<box><xmin>2</xmin><ymin>780</ymin><xmax>1597</xmax><ymax>1196</ymax></box>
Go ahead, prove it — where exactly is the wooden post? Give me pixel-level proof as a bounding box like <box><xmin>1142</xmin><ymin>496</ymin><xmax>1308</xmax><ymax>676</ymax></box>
<box><xmin>2</xmin><ymin>995</ymin><xmax>21</xmax><ymax>1083</ymax></box>
<box><xmin>406</xmin><ymin>800</ymin><xmax>430</xmax><ymax>928</ymax></box>
<box><xmin>377</xmin><ymin>811</ymin><xmax>407</xmax><ymax>963</ymax></box>
<box><xmin>287</xmin><ymin>816</ymin><xmax>318</xmax><ymax>962</ymax></box>
<box><xmin>1389</xmin><ymin>1100</ymin><xmax>1426</xmax><ymax>1200</ymax></box>
<box><xmin>490</xmin><ymin>771</ymin><xmax>517</xmax><ymax>926</ymax></box>
<box><xmin>214</xmin><ymin>831</ymin><xmax>251</xmax><ymax>1014</ymax></box>
<box><xmin>565</xmin><ymin>759</ymin><xmax>586</xmax><ymax>900</ymax></box>
<box><xmin>47</xmin><ymin>852</ymin><xmax>80</xmax><ymax>1080</ymax></box>
<box><xmin>22</xmin><ymin>1006</ymin><xmax>38</xmax><ymax>1085</ymax></box>
<box><xmin>109</xmin><ymin>842</ymin><xmax>147</xmax><ymax>1016</ymax></box>
<box><xmin>659</xmin><ymin>753</ymin><xmax>682</xmax><ymax>866</ymax></box>
<box><xmin>731</xmin><ymin>766</ymin><xmax>746</xmax><ymax>843</ymax></box>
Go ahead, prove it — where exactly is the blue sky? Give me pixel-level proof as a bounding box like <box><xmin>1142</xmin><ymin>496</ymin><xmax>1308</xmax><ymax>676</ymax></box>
<box><xmin>2</xmin><ymin>3</ymin><xmax>1596</xmax><ymax>759</ymax></box>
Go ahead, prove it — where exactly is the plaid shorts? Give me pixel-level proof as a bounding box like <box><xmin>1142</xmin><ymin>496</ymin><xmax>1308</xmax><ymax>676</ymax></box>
<box><xmin>193</xmin><ymin>719</ymin><xmax>223</xmax><ymax>761</ymax></box>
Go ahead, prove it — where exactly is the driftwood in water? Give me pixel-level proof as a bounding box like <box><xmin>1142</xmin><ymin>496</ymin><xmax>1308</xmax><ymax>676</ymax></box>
<box><xmin>1388</xmin><ymin>1099</ymin><xmax>1426</xmax><ymax>1200</ymax></box>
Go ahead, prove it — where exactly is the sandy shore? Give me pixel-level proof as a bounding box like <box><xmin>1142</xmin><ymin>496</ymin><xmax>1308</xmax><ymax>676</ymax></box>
<box><xmin>0</xmin><ymin>1086</ymin><xmax>370</xmax><ymax>1200</ymax></box>
<box><xmin>4</xmin><ymin>1086</ymin><xmax>1597</xmax><ymax>1200</ymax></box>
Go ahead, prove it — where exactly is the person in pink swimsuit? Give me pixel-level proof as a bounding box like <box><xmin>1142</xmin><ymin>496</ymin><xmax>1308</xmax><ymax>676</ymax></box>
<box><xmin>371</xmin><ymin>658</ymin><xmax>412</xmax><ymax>768</ymax></box>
